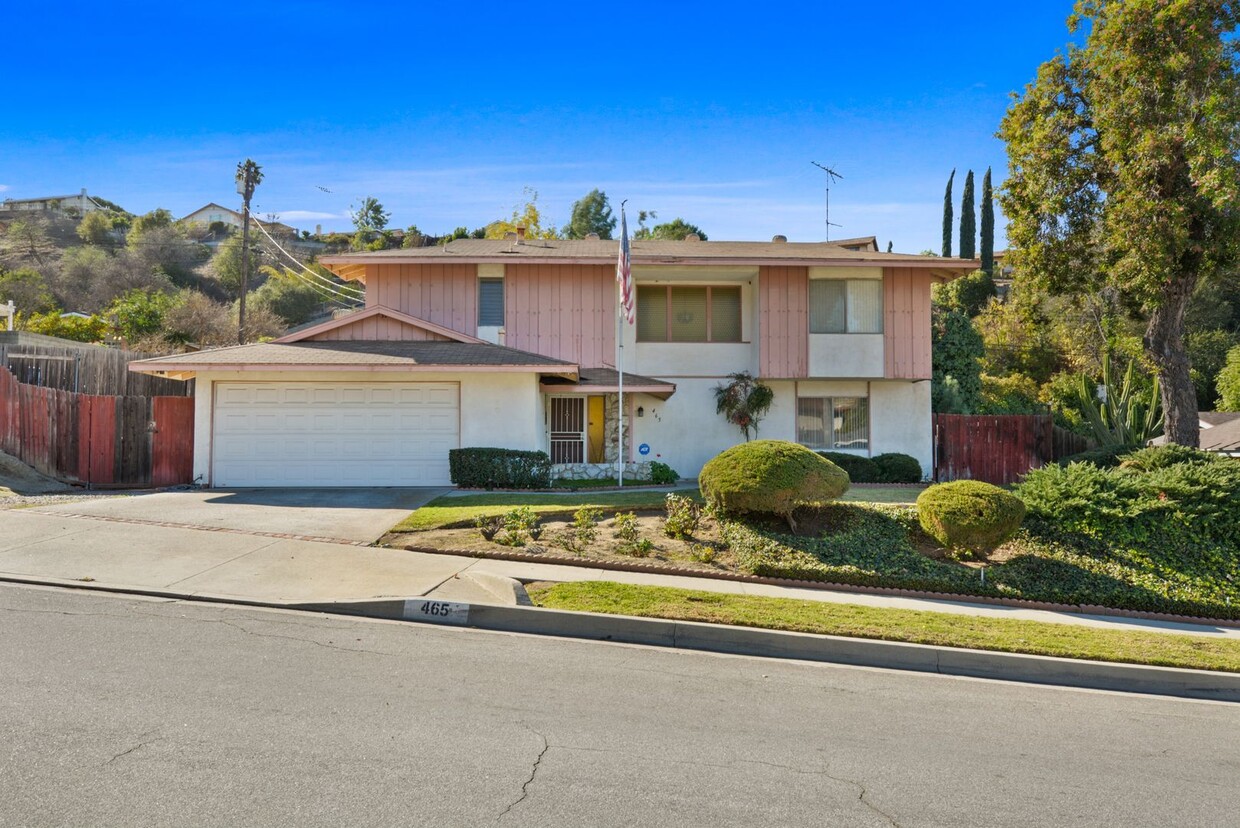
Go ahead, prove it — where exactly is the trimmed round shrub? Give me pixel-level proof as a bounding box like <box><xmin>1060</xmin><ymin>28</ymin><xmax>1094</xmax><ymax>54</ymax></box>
<box><xmin>916</xmin><ymin>480</ymin><xmax>1026</xmax><ymax>555</ymax></box>
<box><xmin>649</xmin><ymin>461</ymin><xmax>680</xmax><ymax>485</ymax></box>
<box><xmin>872</xmin><ymin>452</ymin><xmax>923</xmax><ymax>483</ymax></box>
<box><xmin>700</xmin><ymin>440</ymin><xmax>849</xmax><ymax>528</ymax></box>
<box><xmin>817</xmin><ymin>451</ymin><xmax>879</xmax><ymax>483</ymax></box>
<box><xmin>1057</xmin><ymin>444</ymin><xmax>1135</xmax><ymax>469</ymax></box>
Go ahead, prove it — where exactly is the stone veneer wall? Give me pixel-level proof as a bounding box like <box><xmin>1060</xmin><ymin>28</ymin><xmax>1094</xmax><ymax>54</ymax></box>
<box><xmin>552</xmin><ymin>461</ymin><xmax>654</xmax><ymax>482</ymax></box>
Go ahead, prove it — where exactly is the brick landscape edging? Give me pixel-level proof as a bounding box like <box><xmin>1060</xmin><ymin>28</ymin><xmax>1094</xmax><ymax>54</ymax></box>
<box><xmin>392</xmin><ymin>541</ymin><xmax>1240</xmax><ymax>630</ymax></box>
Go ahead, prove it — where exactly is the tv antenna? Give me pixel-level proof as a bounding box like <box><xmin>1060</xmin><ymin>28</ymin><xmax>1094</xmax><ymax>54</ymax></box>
<box><xmin>811</xmin><ymin>161</ymin><xmax>843</xmax><ymax>240</ymax></box>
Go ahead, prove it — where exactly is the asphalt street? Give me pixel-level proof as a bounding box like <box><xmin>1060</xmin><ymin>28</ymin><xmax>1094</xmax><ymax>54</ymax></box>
<box><xmin>1</xmin><ymin>583</ymin><xmax>1237</xmax><ymax>827</ymax></box>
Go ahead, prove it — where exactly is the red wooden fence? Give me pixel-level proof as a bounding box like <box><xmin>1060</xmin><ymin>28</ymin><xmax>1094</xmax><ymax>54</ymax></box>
<box><xmin>934</xmin><ymin>414</ymin><xmax>1055</xmax><ymax>485</ymax></box>
<box><xmin>0</xmin><ymin>366</ymin><xmax>194</xmax><ymax>487</ymax></box>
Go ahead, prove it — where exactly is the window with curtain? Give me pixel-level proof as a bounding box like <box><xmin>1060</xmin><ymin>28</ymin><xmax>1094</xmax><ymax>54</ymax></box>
<box><xmin>808</xmin><ymin>279</ymin><xmax>883</xmax><ymax>333</ymax></box>
<box><xmin>637</xmin><ymin>285</ymin><xmax>742</xmax><ymax>342</ymax></box>
<box><xmin>795</xmin><ymin>396</ymin><xmax>869</xmax><ymax>449</ymax></box>
<box><xmin>478</xmin><ymin>278</ymin><xmax>505</xmax><ymax>326</ymax></box>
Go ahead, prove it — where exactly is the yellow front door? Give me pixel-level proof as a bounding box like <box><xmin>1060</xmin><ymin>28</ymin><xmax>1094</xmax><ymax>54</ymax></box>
<box><xmin>587</xmin><ymin>396</ymin><xmax>605</xmax><ymax>463</ymax></box>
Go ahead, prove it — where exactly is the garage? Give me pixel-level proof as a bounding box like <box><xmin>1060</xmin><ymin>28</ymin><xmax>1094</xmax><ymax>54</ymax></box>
<box><xmin>211</xmin><ymin>382</ymin><xmax>459</xmax><ymax>487</ymax></box>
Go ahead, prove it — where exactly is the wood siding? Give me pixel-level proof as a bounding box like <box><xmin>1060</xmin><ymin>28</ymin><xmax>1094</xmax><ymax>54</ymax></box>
<box><xmin>366</xmin><ymin>263</ymin><xmax>478</xmax><ymax>336</ymax></box>
<box><xmin>505</xmin><ymin>264</ymin><xmax>616</xmax><ymax>367</ymax></box>
<box><xmin>883</xmin><ymin>267</ymin><xmax>933</xmax><ymax>379</ymax></box>
<box><xmin>758</xmin><ymin>266</ymin><xmax>808</xmax><ymax>378</ymax></box>
<box><xmin>306</xmin><ymin>315</ymin><xmax>452</xmax><ymax>342</ymax></box>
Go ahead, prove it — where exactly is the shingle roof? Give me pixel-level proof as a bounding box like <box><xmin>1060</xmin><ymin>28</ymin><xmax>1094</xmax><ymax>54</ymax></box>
<box><xmin>321</xmin><ymin>238</ymin><xmax>970</xmax><ymax>267</ymax></box>
<box><xmin>1200</xmin><ymin>418</ymin><xmax>1240</xmax><ymax>452</ymax></box>
<box><xmin>129</xmin><ymin>340</ymin><xmax>577</xmax><ymax>375</ymax></box>
<box><xmin>1199</xmin><ymin>411</ymin><xmax>1240</xmax><ymax>427</ymax></box>
<box><xmin>541</xmin><ymin>368</ymin><xmax>673</xmax><ymax>388</ymax></box>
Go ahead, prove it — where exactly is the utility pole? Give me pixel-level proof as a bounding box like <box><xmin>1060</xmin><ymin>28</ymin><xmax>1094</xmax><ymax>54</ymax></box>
<box><xmin>235</xmin><ymin>159</ymin><xmax>263</xmax><ymax>344</ymax></box>
<box><xmin>810</xmin><ymin>161</ymin><xmax>843</xmax><ymax>241</ymax></box>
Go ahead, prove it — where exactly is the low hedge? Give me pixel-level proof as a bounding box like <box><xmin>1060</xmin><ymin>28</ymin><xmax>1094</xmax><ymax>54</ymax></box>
<box><xmin>872</xmin><ymin>453</ymin><xmax>923</xmax><ymax>483</ymax></box>
<box><xmin>448</xmin><ymin>447</ymin><xmax>551</xmax><ymax>489</ymax></box>
<box><xmin>916</xmin><ymin>481</ymin><xmax>1026</xmax><ymax>554</ymax></box>
<box><xmin>817</xmin><ymin>452</ymin><xmax>879</xmax><ymax>483</ymax></box>
<box><xmin>1057</xmin><ymin>445</ymin><xmax>1136</xmax><ymax>468</ymax></box>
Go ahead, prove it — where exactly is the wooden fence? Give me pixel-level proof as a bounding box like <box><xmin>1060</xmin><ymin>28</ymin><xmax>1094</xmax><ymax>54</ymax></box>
<box><xmin>0</xmin><ymin>333</ymin><xmax>191</xmax><ymax>397</ymax></box>
<box><xmin>933</xmin><ymin>414</ymin><xmax>1095</xmax><ymax>485</ymax></box>
<box><xmin>0</xmin><ymin>366</ymin><xmax>194</xmax><ymax>486</ymax></box>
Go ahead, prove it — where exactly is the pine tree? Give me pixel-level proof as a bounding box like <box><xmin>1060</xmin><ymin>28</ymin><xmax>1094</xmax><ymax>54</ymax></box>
<box><xmin>941</xmin><ymin>169</ymin><xmax>955</xmax><ymax>258</ymax></box>
<box><xmin>959</xmin><ymin>170</ymin><xmax>976</xmax><ymax>259</ymax></box>
<box><xmin>980</xmin><ymin>167</ymin><xmax>994</xmax><ymax>273</ymax></box>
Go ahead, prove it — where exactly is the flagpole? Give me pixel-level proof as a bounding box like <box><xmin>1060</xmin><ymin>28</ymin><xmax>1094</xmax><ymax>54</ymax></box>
<box><xmin>617</xmin><ymin>276</ymin><xmax>624</xmax><ymax>488</ymax></box>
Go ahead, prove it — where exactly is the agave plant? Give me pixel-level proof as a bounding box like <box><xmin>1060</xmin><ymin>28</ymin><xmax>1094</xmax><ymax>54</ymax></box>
<box><xmin>1075</xmin><ymin>353</ymin><xmax>1163</xmax><ymax>447</ymax></box>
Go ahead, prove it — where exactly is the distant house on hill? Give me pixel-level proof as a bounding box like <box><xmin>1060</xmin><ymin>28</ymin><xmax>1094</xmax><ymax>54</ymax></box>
<box><xmin>0</xmin><ymin>189</ymin><xmax>108</xmax><ymax>216</ymax></box>
<box><xmin>180</xmin><ymin>202</ymin><xmax>300</xmax><ymax>239</ymax></box>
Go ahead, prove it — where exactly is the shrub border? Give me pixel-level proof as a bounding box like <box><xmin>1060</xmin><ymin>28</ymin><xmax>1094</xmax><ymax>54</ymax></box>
<box><xmin>385</xmin><ymin>539</ymin><xmax>1240</xmax><ymax>629</ymax></box>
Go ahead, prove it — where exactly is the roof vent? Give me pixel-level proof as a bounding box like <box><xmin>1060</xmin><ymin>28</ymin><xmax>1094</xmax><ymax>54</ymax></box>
<box><xmin>685</xmin><ymin>233</ymin><xmax>701</xmax><ymax>242</ymax></box>
<box><xmin>516</xmin><ymin>225</ymin><xmax>526</xmax><ymax>243</ymax></box>
<box><xmin>585</xmin><ymin>232</ymin><xmax>600</xmax><ymax>240</ymax></box>
<box><xmin>772</xmin><ymin>234</ymin><xmax>788</xmax><ymax>243</ymax></box>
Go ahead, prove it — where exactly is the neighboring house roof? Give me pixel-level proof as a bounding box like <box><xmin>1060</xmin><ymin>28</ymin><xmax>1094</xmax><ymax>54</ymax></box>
<box><xmin>541</xmin><ymin>368</ymin><xmax>676</xmax><ymax>400</ymax></box>
<box><xmin>320</xmin><ymin>238</ymin><xmax>978</xmax><ymax>282</ymax></box>
<box><xmin>128</xmin><ymin>340</ymin><xmax>579</xmax><ymax>380</ymax></box>
<box><xmin>180</xmin><ymin>203</ymin><xmax>299</xmax><ymax>236</ymax></box>
<box><xmin>0</xmin><ymin>189</ymin><xmax>108</xmax><ymax>211</ymax></box>
<box><xmin>1149</xmin><ymin>412</ymin><xmax>1240</xmax><ymax>454</ymax></box>
<box><xmin>823</xmin><ymin>235</ymin><xmax>879</xmax><ymax>251</ymax></box>
<box><xmin>275</xmin><ymin>306</ymin><xmax>485</xmax><ymax>345</ymax></box>
<box><xmin>1198</xmin><ymin>411</ymin><xmax>1240</xmax><ymax>427</ymax></box>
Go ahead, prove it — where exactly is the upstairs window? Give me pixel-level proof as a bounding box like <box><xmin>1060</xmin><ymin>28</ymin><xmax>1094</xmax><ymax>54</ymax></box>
<box><xmin>809</xmin><ymin>279</ymin><xmax>883</xmax><ymax>333</ymax></box>
<box><xmin>637</xmin><ymin>285</ymin><xmax>742</xmax><ymax>342</ymax></box>
<box><xmin>478</xmin><ymin>278</ymin><xmax>505</xmax><ymax>327</ymax></box>
<box><xmin>796</xmin><ymin>396</ymin><xmax>869</xmax><ymax>450</ymax></box>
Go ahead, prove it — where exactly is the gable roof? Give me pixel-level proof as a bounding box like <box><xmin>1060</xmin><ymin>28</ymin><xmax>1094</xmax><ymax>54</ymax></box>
<box><xmin>276</xmin><ymin>306</ymin><xmax>485</xmax><ymax>344</ymax></box>
<box><xmin>320</xmin><ymin>238</ymin><xmax>978</xmax><ymax>282</ymax></box>
<box><xmin>128</xmin><ymin>340</ymin><xmax>579</xmax><ymax>381</ymax></box>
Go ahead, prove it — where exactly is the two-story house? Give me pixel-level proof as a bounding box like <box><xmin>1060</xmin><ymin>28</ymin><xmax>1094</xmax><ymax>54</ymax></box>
<box><xmin>130</xmin><ymin>237</ymin><xmax>975</xmax><ymax>487</ymax></box>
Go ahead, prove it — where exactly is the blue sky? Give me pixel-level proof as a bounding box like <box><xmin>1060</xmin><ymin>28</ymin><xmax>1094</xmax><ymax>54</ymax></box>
<box><xmin>3</xmin><ymin>1</ymin><xmax>1077</xmax><ymax>252</ymax></box>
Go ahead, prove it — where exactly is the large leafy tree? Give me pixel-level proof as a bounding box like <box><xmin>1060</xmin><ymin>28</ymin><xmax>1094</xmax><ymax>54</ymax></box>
<box><xmin>563</xmin><ymin>189</ymin><xmax>616</xmax><ymax>239</ymax></box>
<box><xmin>999</xmin><ymin>0</ymin><xmax>1240</xmax><ymax>447</ymax></box>
<box><xmin>645</xmin><ymin>218</ymin><xmax>707</xmax><ymax>241</ymax></box>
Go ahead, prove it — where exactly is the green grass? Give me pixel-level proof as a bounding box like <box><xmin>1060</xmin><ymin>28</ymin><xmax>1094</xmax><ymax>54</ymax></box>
<box><xmin>839</xmin><ymin>485</ymin><xmax>926</xmax><ymax>505</ymax></box>
<box><xmin>391</xmin><ymin>490</ymin><xmax>696</xmax><ymax>532</ymax></box>
<box><xmin>529</xmin><ymin>581</ymin><xmax>1240</xmax><ymax>673</ymax></box>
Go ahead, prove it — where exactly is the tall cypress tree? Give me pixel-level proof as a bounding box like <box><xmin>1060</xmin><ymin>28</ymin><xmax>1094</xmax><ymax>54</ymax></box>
<box><xmin>959</xmin><ymin>169</ymin><xmax>976</xmax><ymax>259</ymax></box>
<box><xmin>941</xmin><ymin>169</ymin><xmax>955</xmax><ymax>258</ymax></box>
<box><xmin>980</xmin><ymin>167</ymin><xmax>994</xmax><ymax>273</ymax></box>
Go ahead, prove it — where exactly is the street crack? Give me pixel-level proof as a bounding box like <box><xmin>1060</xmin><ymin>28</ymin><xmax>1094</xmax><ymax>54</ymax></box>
<box><xmin>102</xmin><ymin>730</ymin><xmax>162</xmax><ymax>766</ymax></box>
<box><xmin>494</xmin><ymin>726</ymin><xmax>550</xmax><ymax>823</ymax></box>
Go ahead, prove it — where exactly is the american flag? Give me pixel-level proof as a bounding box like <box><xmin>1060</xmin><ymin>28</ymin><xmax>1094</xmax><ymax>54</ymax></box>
<box><xmin>616</xmin><ymin>207</ymin><xmax>634</xmax><ymax>324</ymax></box>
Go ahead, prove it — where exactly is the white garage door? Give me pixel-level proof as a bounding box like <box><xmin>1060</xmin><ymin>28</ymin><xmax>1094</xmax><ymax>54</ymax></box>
<box><xmin>212</xmin><ymin>382</ymin><xmax>459</xmax><ymax>486</ymax></box>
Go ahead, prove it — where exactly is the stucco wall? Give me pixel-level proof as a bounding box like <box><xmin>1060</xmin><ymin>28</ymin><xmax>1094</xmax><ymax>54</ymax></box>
<box><xmin>868</xmin><ymin>380</ymin><xmax>933</xmax><ymax>477</ymax></box>
<box><xmin>808</xmin><ymin>334</ymin><xmax>884</xmax><ymax>377</ymax></box>
<box><xmin>190</xmin><ymin>370</ymin><xmax>543</xmax><ymax>485</ymax></box>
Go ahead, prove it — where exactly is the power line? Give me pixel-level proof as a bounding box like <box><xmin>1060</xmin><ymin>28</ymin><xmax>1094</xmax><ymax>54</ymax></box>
<box><xmin>249</xmin><ymin>216</ymin><xmax>364</xmax><ymax>302</ymax></box>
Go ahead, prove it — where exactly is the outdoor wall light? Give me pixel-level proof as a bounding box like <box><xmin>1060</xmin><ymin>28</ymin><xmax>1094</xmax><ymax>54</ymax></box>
<box><xmin>637</xmin><ymin>406</ymin><xmax>645</xmax><ymax>417</ymax></box>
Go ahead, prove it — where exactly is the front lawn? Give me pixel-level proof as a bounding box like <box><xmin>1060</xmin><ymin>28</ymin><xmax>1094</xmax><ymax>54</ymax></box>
<box><xmin>529</xmin><ymin>581</ymin><xmax>1240</xmax><ymax>673</ymax></box>
<box><xmin>390</xmin><ymin>490</ymin><xmax>692</xmax><ymax>532</ymax></box>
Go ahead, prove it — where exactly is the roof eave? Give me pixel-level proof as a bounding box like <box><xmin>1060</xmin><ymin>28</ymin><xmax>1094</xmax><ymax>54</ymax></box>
<box><xmin>129</xmin><ymin>362</ymin><xmax>578</xmax><ymax>380</ymax></box>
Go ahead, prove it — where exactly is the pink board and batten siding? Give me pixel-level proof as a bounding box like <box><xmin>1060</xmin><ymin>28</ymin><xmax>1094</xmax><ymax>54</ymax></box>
<box><xmin>366</xmin><ymin>264</ymin><xmax>478</xmax><ymax>336</ymax></box>
<box><xmin>505</xmin><ymin>264</ymin><xmax>616</xmax><ymax>367</ymax></box>
<box><xmin>306</xmin><ymin>316</ymin><xmax>452</xmax><ymax>342</ymax></box>
<box><xmin>883</xmin><ymin>267</ymin><xmax>933</xmax><ymax>380</ymax></box>
<box><xmin>758</xmin><ymin>266</ymin><xmax>809</xmax><ymax>378</ymax></box>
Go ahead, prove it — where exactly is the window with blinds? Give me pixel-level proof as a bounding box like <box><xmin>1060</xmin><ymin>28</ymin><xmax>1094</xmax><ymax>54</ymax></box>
<box><xmin>795</xmin><ymin>396</ymin><xmax>869</xmax><ymax>449</ymax></box>
<box><xmin>478</xmin><ymin>278</ymin><xmax>504</xmax><ymax>327</ymax></box>
<box><xmin>636</xmin><ymin>285</ymin><xmax>742</xmax><ymax>342</ymax></box>
<box><xmin>808</xmin><ymin>279</ymin><xmax>883</xmax><ymax>333</ymax></box>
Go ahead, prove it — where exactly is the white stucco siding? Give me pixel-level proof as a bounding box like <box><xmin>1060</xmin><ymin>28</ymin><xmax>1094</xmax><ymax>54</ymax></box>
<box><xmin>868</xmin><ymin>380</ymin><xmax>933</xmax><ymax>478</ymax></box>
<box><xmin>190</xmin><ymin>370</ymin><xmax>543</xmax><ymax>486</ymax></box>
<box><xmin>626</xmin><ymin>378</ymin><xmax>755</xmax><ymax>478</ymax></box>
<box><xmin>808</xmin><ymin>334</ymin><xmax>884</xmax><ymax>377</ymax></box>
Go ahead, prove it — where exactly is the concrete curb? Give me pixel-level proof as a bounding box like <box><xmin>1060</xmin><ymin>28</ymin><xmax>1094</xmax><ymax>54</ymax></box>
<box><xmin>296</xmin><ymin>598</ymin><xmax>1240</xmax><ymax>704</ymax></box>
<box><xmin>3</xmin><ymin>573</ymin><xmax>1236</xmax><ymax>703</ymax></box>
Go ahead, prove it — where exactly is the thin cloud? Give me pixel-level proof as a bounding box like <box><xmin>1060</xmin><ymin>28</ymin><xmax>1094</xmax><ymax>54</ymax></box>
<box><xmin>275</xmin><ymin>210</ymin><xmax>349</xmax><ymax>221</ymax></box>
<box><xmin>0</xmin><ymin>184</ymin><xmax>9</xmax><ymax>192</ymax></box>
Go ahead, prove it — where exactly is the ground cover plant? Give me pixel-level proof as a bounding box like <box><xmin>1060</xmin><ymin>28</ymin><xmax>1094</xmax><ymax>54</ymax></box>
<box><xmin>529</xmin><ymin>581</ymin><xmax>1240</xmax><ymax>673</ymax></box>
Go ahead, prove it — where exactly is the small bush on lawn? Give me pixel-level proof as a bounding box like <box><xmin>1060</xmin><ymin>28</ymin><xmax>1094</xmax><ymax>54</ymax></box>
<box><xmin>701</xmin><ymin>440</ymin><xmax>849</xmax><ymax>532</ymax></box>
<box><xmin>483</xmin><ymin>506</ymin><xmax>541</xmax><ymax>546</ymax></box>
<box><xmin>916</xmin><ymin>481</ymin><xmax>1026</xmax><ymax>555</ymax></box>
<box><xmin>872</xmin><ymin>453</ymin><xmax>923</xmax><ymax>483</ymax></box>
<box><xmin>817</xmin><ymin>452</ymin><xmax>879</xmax><ymax>483</ymax></box>
<box><xmin>689</xmin><ymin>544</ymin><xmax>718</xmax><ymax>564</ymax></box>
<box><xmin>613</xmin><ymin>511</ymin><xmax>655</xmax><ymax>557</ymax></box>
<box><xmin>1056</xmin><ymin>445</ymin><xmax>1135</xmax><ymax>468</ymax></box>
<box><xmin>664</xmin><ymin>494</ymin><xmax>702</xmax><ymax>539</ymax></box>
<box><xmin>449</xmin><ymin>448</ymin><xmax>551</xmax><ymax>490</ymax></box>
<box><xmin>649</xmin><ymin>461</ymin><xmax>680</xmax><ymax>485</ymax></box>
<box><xmin>556</xmin><ymin>506</ymin><xmax>602</xmax><ymax>555</ymax></box>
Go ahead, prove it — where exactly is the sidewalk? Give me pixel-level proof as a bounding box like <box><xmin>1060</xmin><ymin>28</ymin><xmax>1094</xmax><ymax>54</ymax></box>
<box><xmin>1</xmin><ymin>507</ymin><xmax>1238</xmax><ymax>640</ymax></box>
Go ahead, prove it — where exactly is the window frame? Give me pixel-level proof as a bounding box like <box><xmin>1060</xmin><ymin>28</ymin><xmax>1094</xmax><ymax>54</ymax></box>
<box><xmin>477</xmin><ymin>277</ymin><xmax>505</xmax><ymax>328</ymax></box>
<box><xmin>808</xmin><ymin>278</ymin><xmax>884</xmax><ymax>335</ymax></box>
<box><xmin>636</xmin><ymin>284</ymin><xmax>743</xmax><ymax>343</ymax></box>
<box><xmin>795</xmin><ymin>395</ymin><xmax>871</xmax><ymax>451</ymax></box>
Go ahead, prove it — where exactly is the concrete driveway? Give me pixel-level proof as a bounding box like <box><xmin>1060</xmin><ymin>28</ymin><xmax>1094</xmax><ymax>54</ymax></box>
<box><xmin>31</xmin><ymin>488</ymin><xmax>447</xmax><ymax>544</ymax></box>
